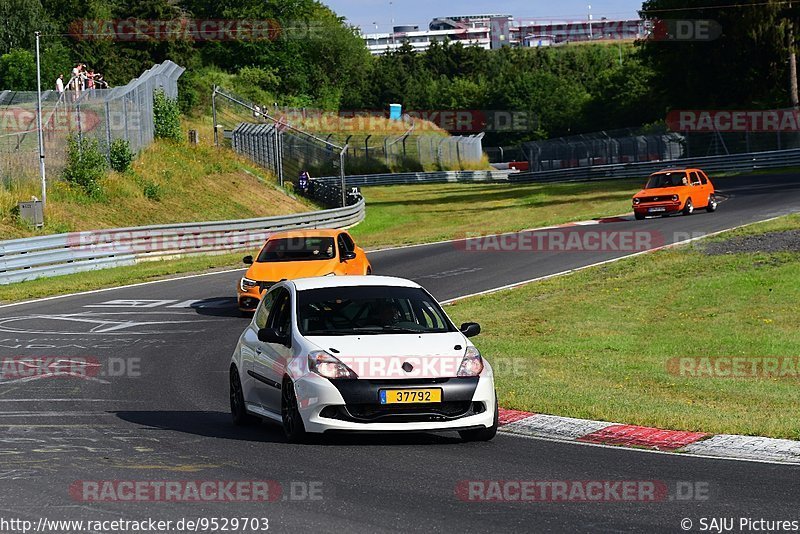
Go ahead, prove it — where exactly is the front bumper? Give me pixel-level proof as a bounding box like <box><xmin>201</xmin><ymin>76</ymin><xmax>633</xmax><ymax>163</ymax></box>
<box><xmin>634</xmin><ymin>202</ymin><xmax>681</xmax><ymax>215</ymax></box>
<box><xmin>237</xmin><ymin>281</ymin><xmax>275</xmax><ymax>311</ymax></box>
<box><xmin>294</xmin><ymin>373</ymin><xmax>496</xmax><ymax>433</ymax></box>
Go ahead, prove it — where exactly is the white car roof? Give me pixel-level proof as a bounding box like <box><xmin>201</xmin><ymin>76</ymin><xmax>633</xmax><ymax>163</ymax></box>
<box><xmin>291</xmin><ymin>275</ymin><xmax>422</xmax><ymax>291</ymax></box>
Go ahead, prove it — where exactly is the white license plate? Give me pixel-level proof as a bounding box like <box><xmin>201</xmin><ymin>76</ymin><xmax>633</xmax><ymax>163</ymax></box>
<box><xmin>648</xmin><ymin>207</ymin><xmax>666</xmax><ymax>213</ymax></box>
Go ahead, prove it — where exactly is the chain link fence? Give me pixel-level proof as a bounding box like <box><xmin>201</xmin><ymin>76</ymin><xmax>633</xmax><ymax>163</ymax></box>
<box><xmin>0</xmin><ymin>61</ymin><xmax>184</xmax><ymax>190</ymax></box>
<box><xmin>522</xmin><ymin>124</ymin><xmax>800</xmax><ymax>172</ymax></box>
<box><xmin>214</xmin><ymin>87</ymin><xmax>350</xmax><ymax>208</ymax></box>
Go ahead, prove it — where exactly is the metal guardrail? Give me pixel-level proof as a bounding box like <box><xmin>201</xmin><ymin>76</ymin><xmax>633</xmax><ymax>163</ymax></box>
<box><xmin>319</xmin><ymin>148</ymin><xmax>800</xmax><ymax>188</ymax></box>
<box><xmin>316</xmin><ymin>170</ymin><xmax>513</xmax><ymax>187</ymax></box>
<box><xmin>0</xmin><ymin>200</ymin><xmax>365</xmax><ymax>285</ymax></box>
<box><xmin>511</xmin><ymin>148</ymin><xmax>800</xmax><ymax>184</ymax></box>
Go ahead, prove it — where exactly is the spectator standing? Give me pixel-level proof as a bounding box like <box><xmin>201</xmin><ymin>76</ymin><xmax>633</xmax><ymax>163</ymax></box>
<box><xmin>86</xmin><ymin>70</ymin><xmax>95</xmax><ymax>97</ymax></box>
<box><xmin>55</xmin><ymin>74</ymin><xmax>64</xmax><ymax>94</ymax></box>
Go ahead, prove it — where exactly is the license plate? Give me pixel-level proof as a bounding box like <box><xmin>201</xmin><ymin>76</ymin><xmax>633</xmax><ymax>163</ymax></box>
<box><xmin>380</xmin><ymin>388</ymin><xmax>442</xmax><ymax>404</ymax></box>
<box><xmin>648</xmin><ymin>207</ymin><xmax>666</xmax><ymax>212</ymax></box>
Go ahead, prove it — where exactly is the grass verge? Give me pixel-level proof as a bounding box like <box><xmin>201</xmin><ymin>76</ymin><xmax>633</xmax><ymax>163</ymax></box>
<box><xmin>447</xmin><ymin>214</ymin><xmax>800</xmax><ymax>439</ymax></box>
<box><xmin>351</xmin><ymin>179</ymin><xmax>641</xmax><ymax>248</ymax></box>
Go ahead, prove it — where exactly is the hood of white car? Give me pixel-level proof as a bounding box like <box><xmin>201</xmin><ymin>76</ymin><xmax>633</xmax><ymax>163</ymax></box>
<box><xmin>305</xmin><ymin>332</ymin><xmax>470</xmax><ymax>379</ymax></box>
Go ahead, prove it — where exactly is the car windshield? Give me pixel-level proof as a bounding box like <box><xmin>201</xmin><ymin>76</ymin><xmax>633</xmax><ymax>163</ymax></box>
<box><xmin>645</xmin><ymin>172</ymin><xmax>687</xmax><ymax>189</ymax></box>
<box><xmin>297</xmin><ymin>286</ymin><xmax>456</xmax><ymax>335</ymax></box>
<box><xmin>257</xmin><ymin>237</ymin><xmax>335</xmax><ymax>263</ymax></box>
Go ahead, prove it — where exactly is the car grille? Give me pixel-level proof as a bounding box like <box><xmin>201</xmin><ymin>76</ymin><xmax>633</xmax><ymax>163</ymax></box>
<box><xmin>320</xmin><ymin>401</ymin><xmax>485</xmax><ymax>424</ymax></box>
<box><xmin>639</xmin><ymin>196</ymin><xmax>673</xmax><ymax>204</ymax></box>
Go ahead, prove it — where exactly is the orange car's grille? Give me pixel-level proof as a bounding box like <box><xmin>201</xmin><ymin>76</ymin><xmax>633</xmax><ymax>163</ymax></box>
<box><xmin>639</xmin><ymin>196</ymin><xmax>674</xmax><ymax>203</ymax></box>
<box><xmin>258</xmin><ymin>281</ymin><xmax>275</xmax><ymax>292</ymax></box>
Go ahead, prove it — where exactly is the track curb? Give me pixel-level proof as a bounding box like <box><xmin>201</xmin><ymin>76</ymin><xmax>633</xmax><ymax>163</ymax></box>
<box><xmin>498</xmin><ymin>409</ymin><xmax>800</xmax><ymax>464</ymax></box>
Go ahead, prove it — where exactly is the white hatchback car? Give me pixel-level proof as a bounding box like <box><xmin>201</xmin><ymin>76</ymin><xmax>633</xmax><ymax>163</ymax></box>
<box><xmin>229</xmin><ymin>276</ymin><xmax>498</xmax><ymax>442</ymax></box>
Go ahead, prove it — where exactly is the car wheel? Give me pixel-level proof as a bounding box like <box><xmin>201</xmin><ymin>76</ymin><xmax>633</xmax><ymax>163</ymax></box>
<box><xmin>281</xmin><ymin>377</ymin><xmax>308</xmax><ymax>443</ymax></box>
<box><xmin>230</xmin><ymin>366</ymin><xmax>257</xmax><ymax>426</ymax></box>
<box><xmin>634</xmin><ymin>212</ymin><xmax>645</xmax><ymax>220</ymax></box>
<box><xmin>706</xmin><ymin>194</ymin><xmax>718</xmax><ymax>212</ymax></box>
<box><xmin>682</xmin><ymin>198</ymin><xmax>694</xmax><ymax>216</ymax></box>
<box><xmin>459</xmin><ymin>393</ymin><xmax>498</xmax><ymax>442</ymax></box>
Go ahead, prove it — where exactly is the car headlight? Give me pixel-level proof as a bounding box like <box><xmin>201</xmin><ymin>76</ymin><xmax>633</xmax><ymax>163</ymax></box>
<box><xmin>672</xmin><ymin>195</ymin><xmax>679</xmax><ymax>202</ymax></box>
<box><xmin>457</xmin><ymin>346</ymin><xmax>484</xmax><ymax>377</ymax></box>
<box><xmin>633</xmin><ymin>198</ymin><xmax>640</xmax><ymax>205</ymax></box>
<box><xmin>240</xmin><ymin>277</ymin><xmax>258</xmax><ymax>292</ymax></box>
<box><xmin>308</xmin><ymin>351</ymin><xmax>358</xmax><ymax>379</ymax></box>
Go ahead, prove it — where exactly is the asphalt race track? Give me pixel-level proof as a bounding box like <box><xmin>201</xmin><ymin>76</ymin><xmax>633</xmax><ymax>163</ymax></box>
<box><xmin>1</xmin><ymin>173</ymin><xmax>799</xmax><ymax>533</ymax></box>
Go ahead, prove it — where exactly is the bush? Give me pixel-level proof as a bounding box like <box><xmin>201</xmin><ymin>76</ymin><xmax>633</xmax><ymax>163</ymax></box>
<box><xmin>153</xmin><ymin>89</ymin><xmax>183</xmax><ymax>142</ymax></box>
<box><xmin>142</xmin><ymin>181</ymin><xmax>162</xmax><ymax>201</ymax></box>
<box><xmin>109</xmin><ymin>139</ymin><xmax>134</xmax><ymax>172</ymax></box>
<box><xmin>61</xmin><ymin>135</ymin><xmax>107</xmax><ymax>198</ymax></box>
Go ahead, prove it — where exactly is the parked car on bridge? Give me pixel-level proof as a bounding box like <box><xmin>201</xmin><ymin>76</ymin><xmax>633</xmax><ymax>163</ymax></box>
<box><xmin>237</xmin><ymin>229</ymin><xmax>371</xmax><ymax>312</ymax></box>
<box><xmin>632</xmin><ymin>168</ymin><xmax>717</xmax><ymax>220</ymax></box>
<box><xmin>229</xmin><ymin>276</ymin><xmax>498</xmax><ymax>442</ymax></box>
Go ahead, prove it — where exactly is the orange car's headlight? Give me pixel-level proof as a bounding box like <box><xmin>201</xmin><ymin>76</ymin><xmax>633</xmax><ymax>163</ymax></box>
<box><xmin>240</xmin><ymin>277</ymin><xmax>258</xmax><ymax>292</ymax></box>
<box><xmin>672</xmin><ymin>195</ymin><xmax>679</xmax><ymax>202</ymax></box>
<box><xmin>633</xmin><ymin>198</ymin><xmax>640</xmax><ymax>205</ymax></box>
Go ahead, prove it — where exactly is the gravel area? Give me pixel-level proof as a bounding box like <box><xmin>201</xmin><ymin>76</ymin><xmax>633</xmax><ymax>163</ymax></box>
<box><xmin>702</xmin><ymin>229</ymin><xmax>800</xmax><ymax>255</ymax></box>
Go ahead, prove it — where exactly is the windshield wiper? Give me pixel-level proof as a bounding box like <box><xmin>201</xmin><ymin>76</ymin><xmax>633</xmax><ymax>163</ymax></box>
<box><xmin>377</xmin><ymin>326</ymin><xmax>424</xmax><ymax>333</ymax></box>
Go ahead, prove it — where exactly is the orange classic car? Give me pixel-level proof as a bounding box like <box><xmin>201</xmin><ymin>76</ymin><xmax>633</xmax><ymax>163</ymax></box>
<box><xmin>237</xmin><ymin>229</ymin><xmax>371</xmax><ymax>312</ymax></box>
<box><xmin>632</xmin><ymin>168</ymin><xmax>717</xmax><ymax>220</ymax></box>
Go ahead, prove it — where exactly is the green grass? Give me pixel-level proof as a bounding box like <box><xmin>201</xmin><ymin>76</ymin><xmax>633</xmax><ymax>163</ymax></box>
<box><xmin>1</xmin><ymin>116</ymin><xmax>316</xmax><ymax>239</ymax></box>
<box><xmin>351</xmin><ymin>179</ymin><xmax>642</xmax><ymax>248</ymax></box>
<box><xmin>447</xmin><ymin>213</ymin><xmax>800</xmax><ymax>439</ymax></box>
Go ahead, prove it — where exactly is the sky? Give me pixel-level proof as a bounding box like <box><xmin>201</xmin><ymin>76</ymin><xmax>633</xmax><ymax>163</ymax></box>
<box><xmin>321</xmin><ymin>0</ymin><xmax>644</xmax><ymax>32</ymax></box>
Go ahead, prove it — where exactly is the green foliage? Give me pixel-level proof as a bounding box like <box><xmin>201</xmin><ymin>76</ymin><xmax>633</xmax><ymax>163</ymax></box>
<box><xmin>109</xmin><ymin>139</ymin><xmax>134</xmax><ymax>172</ymax></box>
<box><xmin>142</xmin><ymin>180</ymin><xmax>162</xmax><ymax>201</ymax></box>
<box><xmin>153</xmin><ymin>89</ymin><xmax>183</xmax><ymax>142</ymax></box>
<box><xmin>0</xmin><ymin>0</ymin><xmax>57</xmax><ymax>55</ymax></box>
<box><xmin>62</xmin><ymin>135</ymin><xmax>107</xmax><ymax>198</ymax></box>
<box><xmin>639</xmin><ymin>0</ymin><xmax>800</xmax><ymax>109</ymax></box>
<box><xmin>0</xmin><ymin>49</ymin><xmax>36</xmax><ymax>90</ymax></box>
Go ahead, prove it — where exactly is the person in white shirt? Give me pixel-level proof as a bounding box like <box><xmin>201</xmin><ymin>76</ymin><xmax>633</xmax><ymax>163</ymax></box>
<box><xmin>55</xmin><ymin>74</ymin><xmax>64</xmax><ymax>94</ymax></box>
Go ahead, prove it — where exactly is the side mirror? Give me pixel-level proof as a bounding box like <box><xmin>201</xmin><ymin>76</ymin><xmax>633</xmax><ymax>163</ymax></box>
<box><xmin>460</xmin><ymin>322</ymin><xmax>481</xmax><ymax>338</ymax></box>
<box><xmin>341</xmin><ymin>251</ymin><xmax>357</xmax><ymax>262</ymax></box>
<box><xmin>243</xmin><ymin>255</ymin><xmax>253</xmax><ymax>265</ymax></box>
<box><xmin>257</xmin><ymin>327</ymin><xmax>290</xmax><ymax>347</ymax></box>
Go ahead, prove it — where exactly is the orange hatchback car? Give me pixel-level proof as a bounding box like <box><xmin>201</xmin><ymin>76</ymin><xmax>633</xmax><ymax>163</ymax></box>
<box><xmin>632</xmin><ymin>168</ymin><xmax>717</xmax><ymax>220</ymax></box>
<box><xmin>237</xmin><ymin>229</ymin><xmax>371</xmax><ymax>312</ymax></box>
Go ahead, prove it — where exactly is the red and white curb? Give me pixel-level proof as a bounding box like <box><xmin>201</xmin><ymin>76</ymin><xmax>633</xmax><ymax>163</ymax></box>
<box><xmin>498</xmin><ymin>409</ymin><xmax>800</xmax><ymax>464</ymax></box>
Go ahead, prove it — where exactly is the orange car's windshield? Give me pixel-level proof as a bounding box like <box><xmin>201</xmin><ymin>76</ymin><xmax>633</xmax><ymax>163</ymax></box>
<box><xmin>257</xmin><ymin>237</ymin><xmax>335</xmax><ymax>263</ymax></box>
<box><xmin>645</xmin><ymin>172</ymin><xmax>686</xmax><ymax>189</ymax></box>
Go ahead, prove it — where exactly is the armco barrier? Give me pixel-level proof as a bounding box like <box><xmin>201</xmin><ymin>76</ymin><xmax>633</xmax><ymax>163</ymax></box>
<box><xmin>512</xmin><ymin>148</ymin><xmax>800</xmax><ymax>184</ymax></box>
<box><xmin>316</xmin><ymin>170</ymin><xmax>513</xmax><ymax>187</ymax></box>
<box><xmin>0</xmin><ymin>200</ymin><xmax>365</xmax><ymax>285</ymax></box>
<box><xmin>316</xmin><ymin>148</ymin><xmax>800</xmax><ymax>188</ymax></box>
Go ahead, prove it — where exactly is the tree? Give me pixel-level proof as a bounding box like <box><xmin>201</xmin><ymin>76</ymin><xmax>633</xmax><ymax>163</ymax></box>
<box><xmin>0</xmin><ymin>0</ymin><xmax>56</xmax><ymax>54</ymax></box>
<box><xmin>639</xmin><ymin>0</ymin><xmax>800</xmax><ymax>109</ymax></box>
<box><xmin>0</xmin><ymin>49</ymin><xmax>36</xmax><ymax>90</ymax></box>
